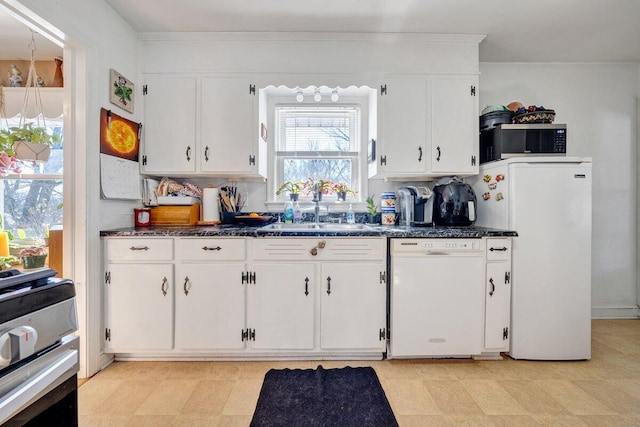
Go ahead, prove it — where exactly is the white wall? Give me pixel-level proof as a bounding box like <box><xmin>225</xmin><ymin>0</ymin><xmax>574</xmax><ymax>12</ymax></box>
<box><xmin>480</xmin><ymin>62</ymin><xmax>640</xmax><ymax>318</ymax></box>
<box><xmin>9</xmin><ymin>0</ymin><xmax>140</xmax><ymax>376</ymax></box>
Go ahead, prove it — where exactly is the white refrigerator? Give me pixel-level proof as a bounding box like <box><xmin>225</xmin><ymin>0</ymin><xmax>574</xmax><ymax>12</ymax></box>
<box><xmin>471</xmin><ymin>157</ymin><xmax>592</xmax><ymax>360</ymax></box>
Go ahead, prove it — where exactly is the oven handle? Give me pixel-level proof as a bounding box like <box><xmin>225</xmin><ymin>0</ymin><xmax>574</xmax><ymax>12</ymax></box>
<box><xmin>0</xmin><ymin>348</ymin><xmax>78</xmax><ymax>425</ymax></box>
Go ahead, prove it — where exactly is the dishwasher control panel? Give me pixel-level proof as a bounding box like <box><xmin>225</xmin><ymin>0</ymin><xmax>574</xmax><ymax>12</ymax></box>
<box><xmin>392</xmin><ymin>239</ymin><xmax>482</xmax><ymax>252</ymax></box>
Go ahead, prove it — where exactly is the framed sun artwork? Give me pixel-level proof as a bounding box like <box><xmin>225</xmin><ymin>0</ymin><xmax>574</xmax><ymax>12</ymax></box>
<box><xmin>100</xmin><ymin>108</ymin><xmax>140</xmax><ymax>161</ymax></box>
<box><xmin>109</xmin><ymin>69</ymin><xmax>135</xmax><ymax>113</ymax></box>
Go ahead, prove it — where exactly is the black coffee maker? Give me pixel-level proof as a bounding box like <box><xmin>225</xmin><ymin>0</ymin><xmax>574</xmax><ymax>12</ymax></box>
<box><xmin>432</xmin><ymin>177</ymin><xmax>477</xmax><ymax>226</ymax></box>
<box><xmin>397</xmin><ymin>186</ymin><xmax>433</xmax><ymax>226</ymax></box>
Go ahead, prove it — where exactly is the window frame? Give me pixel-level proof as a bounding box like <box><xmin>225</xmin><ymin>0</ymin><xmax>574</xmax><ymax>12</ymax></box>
<box><xmin>265</xmin><ymin>92</ymin><xmax>371</xmax><ymax>207</ymax></box>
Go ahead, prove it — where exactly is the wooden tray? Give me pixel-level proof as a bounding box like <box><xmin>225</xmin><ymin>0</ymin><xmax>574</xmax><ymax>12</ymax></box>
<box><xmin>150</xmin><ymin>204</ymin><xmax>201</xmax><ymax>225</ymax></box>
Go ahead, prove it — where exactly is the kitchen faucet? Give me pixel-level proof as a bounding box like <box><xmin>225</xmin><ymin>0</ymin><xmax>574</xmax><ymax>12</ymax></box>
<box><xmin>312</xmin><ymin>183</ymin><xmax>321</xmax><ymax>225</ymax></box>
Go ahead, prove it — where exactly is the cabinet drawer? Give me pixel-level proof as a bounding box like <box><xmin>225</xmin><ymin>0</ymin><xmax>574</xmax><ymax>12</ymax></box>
<box><xmin>486</xmin><ymin>238</ymin><xmax>511</xmax><ymax>261</ymax></box>
<box><xmin>253</xmin><ymin>238</ymin><xmax>385</xmax><ymax>261</ymax></box>
<box><xmin>106</xmin><ymin>238</ymin><xmax>174</xmax><ymax>261</ymax></box>
<box><xmin>177</xmin><ymin>238</ymin><xmax>246</xmax><ymax>261</ymax></box>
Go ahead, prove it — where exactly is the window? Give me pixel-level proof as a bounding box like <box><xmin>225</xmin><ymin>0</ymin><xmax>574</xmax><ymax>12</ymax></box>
<box><xmin>0</xmin><ymin>115</ymin><xmax>63</xmax><ymax>246</ymax></box>
<box><xmin>274</xmin><ymin>105</ymin><xmax>361</xmax><ymax>200</ymax></box>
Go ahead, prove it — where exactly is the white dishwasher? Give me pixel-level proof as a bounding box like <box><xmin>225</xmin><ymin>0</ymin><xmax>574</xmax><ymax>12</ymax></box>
<box><xmin>389</xmin><ymin>238</ymin><xmax>485</xmax><ymax>358</ymax></box>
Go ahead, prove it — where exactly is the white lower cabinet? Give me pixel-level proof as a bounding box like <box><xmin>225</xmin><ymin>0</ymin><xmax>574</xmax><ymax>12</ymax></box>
<box><xmin>248</xmin><ymin>263</ymin><xmax>316</xmax><ymax>350</ymax></box>
<box><xmin>483</xmin><ymin>238</ymin><xmax>512</xmax><ymax>353</ymax></box>
<box><xmin>104</xmin><ymin>238</ymin><xmax>175</xmax><ymax>352</ymax></box>
<box><xmin>106</xmin><ymin>263</ymin><xmax>174</xmax><ymax>351</ymax></box>
<box><xmin>174</xmin><ymin>263</ymin><xmax>246</xmax><ymax>350</ymax></box>
<box><xmin>103</xmin><ymin>236</ymin><xmax>387</xmax><ymax>358</ymax></box>
<box><xmin>320</xmin><ymin>263</ymin><xmax>386</xmax><ymax>351</ymax></box>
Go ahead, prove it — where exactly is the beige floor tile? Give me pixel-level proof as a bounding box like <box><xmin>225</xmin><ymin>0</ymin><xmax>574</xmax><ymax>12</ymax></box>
<box><xmin>78</xmin><ymin>378</ymin><xmax>123</xmax><ymax>415</ymax></box>
<box><xmin>423</xmin><ymin>380</ymin><xmax>484</xmax><ymax>415</ymax></box>
<box><xmin>461</xmin><ymin>379</ymin><xmax>528</xmax><ymax>415</ymax></box>
<box><xmin>221</xmin><ymin>379</ymin><xmax>263</xmax><ymax>416</ymax></box>
<box><xmin>395</xmin><ymin>415</ymin><xmax>452</xmax><ymax>427</ymax></box>
<box><xmin>592</xmin><ymin>335</ymin><xmax>640</xmax><ymax>355</ymax></box>
<box><xmin>79</xmin><ymin>414</ymin><xmax>130</xmax><ymax>427</ymax></box>
<box><xmin>383</xmin><ymin>379</ymin><xmax>442</xmax><ymax>416</ymax></box>
<box><xmin>490</xmin><ymin>415</ymin><xmax>588</xmax><ymax>426</ymax></box>
<box><xmin>91</xmin><ymin>380</ymin><xmax>159</xmax><ymax>416</ymax></box>
<box><xmin>124</xmin><ymin>415</ymin><xmax>176</xmax><ymax>426</ymax></box>
<box><xmin>180</xmin><ymin>380</ymin><xmax>235</xmax><ymax>416</ymax></box>
<box><xmin>534</xmin><ymin>380</ymin><xmax>617</xmax><ymax>415</ymax></box>
<box><xmin>573</xmin><ymin>380</ymin><xmax>640</xmax><ymax>414</ymax></box>
<box><xmin>610</xmin><ymin>379</ymin><xmax>640</xmax><ymax>400</ymax></box>
<box><xmin>497</xmin><ymin>380</ymin><xmax>571</xmax><ymax>415</ymax></box>
<box><xmin>170</xmin><ymin>415</ymin><xmax>220</xmax><ymax>426</ymax></box>
<box><xmin>216</xmin><ymin>415</ymin><xmax>254</xmax><ymax>426</ymax></box>
<box><xmin>134</xmin><ymin>379</ymin><xmax>199</xmax><ymax>416</ymax></box>
<box><xmin>578</xmin><ymin>415</ymin><xmax>640</xmax><ymax>427</ymax></box>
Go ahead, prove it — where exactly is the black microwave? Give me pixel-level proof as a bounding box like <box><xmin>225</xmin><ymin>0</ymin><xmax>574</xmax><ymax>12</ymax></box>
<box><xmin>480</xmin><ymin>123</ymin><xmax>567</xmax><ymax>164</ymax></box>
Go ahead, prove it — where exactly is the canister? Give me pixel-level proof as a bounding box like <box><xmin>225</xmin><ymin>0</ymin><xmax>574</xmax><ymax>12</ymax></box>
<box><xmin>380</xmin><ymin>192</ymin><xmax>396</xmax><ymax>209</ymax></box>
<box><xmin>381</xmin><ymin>211</ymin><xmax>396</xmax><ymax>226</ymax></box>
<box><xmin>134</xmin><ymin>208</ymin><xmax>151</xmax><ymax>227</ymax></box>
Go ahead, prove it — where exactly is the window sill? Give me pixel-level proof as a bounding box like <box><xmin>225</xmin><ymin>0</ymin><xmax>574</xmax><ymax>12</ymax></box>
<box><xmin>265</xmin><ymin>201</ymin><xmax>367</xmax><ymax>213</ymax></box>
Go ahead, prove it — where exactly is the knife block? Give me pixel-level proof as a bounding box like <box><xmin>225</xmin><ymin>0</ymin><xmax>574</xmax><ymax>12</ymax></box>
<box><xmin>150</xmin><ymin>204</ymin><xmax>201</xmax><ymax>225</ymax></box>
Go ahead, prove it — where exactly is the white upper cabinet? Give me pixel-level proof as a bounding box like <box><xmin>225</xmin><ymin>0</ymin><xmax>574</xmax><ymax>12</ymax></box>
<box><xmin>141</xmin><ymin>75</ymin><xmax>265</xmax><ymax>178</ymax></box>
<box><xmin>429</xmin><ymin>76</ymin><xmax>479</xmax><ymax>176</ymax></box>
<box><xmin>200</xmin><ymin>77</ymin><xmax>262</xmax><ymax>177</ymax></box>
<box><xmin>142</xmin><ymin>77</ymin><xmax>197</xmax><ymax>174</ymax></box>
<box><xmin>377</xmin><ymin>78</ymin><xmax>429</xmax><ymax>176</ymax></box>
<box><xmin>373</xmin><ymin>74</ymin><xmax>479</xmax><ymax>179</ymax></box>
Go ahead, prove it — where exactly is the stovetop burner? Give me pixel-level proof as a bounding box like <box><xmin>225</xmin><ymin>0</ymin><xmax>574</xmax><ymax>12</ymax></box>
<box><xmin>0</xmin><ymin>268</ymin><xmax>58</xmax><ymax>292</ymax></box>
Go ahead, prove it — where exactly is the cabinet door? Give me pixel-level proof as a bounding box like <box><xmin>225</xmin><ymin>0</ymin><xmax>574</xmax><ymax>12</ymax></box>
<box><xmin>200</xmin><ymin>77</ymin><xmax>258</xmax><ymax>175</ymax></box>
<box><xmin>175</xmin><ymin>263</ymin><xmax>246</xmax><ymax>350</ymax></box>
<box><xmin>142</xmin><ymin>77</ymin><xmax>197</xmax><ymax>174</ymax></box>
<box><xmin>485</xmin><ymin>261</ymin><xmax>511</xmax><ymax>351</ymax></box>
<box><xmin>320</xmin><ymin>262</ymin><xmax>386</xmax><ymax>350</ymax></box>
<box><xmin>378</xmin><ymin>78</ymin><xmax>428</xmax><ymax>175</ymax></box>
<box><xmin>248</xmin><ymin>263</ymin><xmax>315</xmax><ymax>350</ymax></box>
<box><xmin>106</xmin><ymin>263</ymin><xmax>173</xmax><ymax>351</ymax></box>
<box><xmin>429</xmin><ymin>76</ymin><xmax>479</xmax><ymax>175</ymax></box>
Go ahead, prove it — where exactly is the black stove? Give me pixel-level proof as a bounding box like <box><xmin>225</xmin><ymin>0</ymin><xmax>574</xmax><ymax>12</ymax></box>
<box><xmin>0</xmin><ymin>267</ymin><xmax>79</xmax><ymax>426</ymax></box>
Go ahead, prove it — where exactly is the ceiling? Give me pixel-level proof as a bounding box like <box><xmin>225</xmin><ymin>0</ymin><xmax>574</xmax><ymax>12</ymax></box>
<box><xmin>2</xmin><ymin>0</ymin><xmax>640</xmax><ymax>62</ymax></box>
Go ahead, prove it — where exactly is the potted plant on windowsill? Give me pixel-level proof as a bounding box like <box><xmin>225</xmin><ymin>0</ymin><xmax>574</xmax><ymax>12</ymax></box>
<box><xmin>302</xmin><ymin>178</ymin><xmax>333</xmax><ymax>201</ymax></box>
<box><xmin>275</xmin><ymin>181</ymin><xmax>304</xmax><ymax>201</ymax></box>
<box><xmin>332</xmin><ymin>182</ymin><xmax>356</xmax><ymax>201</ymax></box>
<box><xmin>0</xmin><ymin>124</ymin><xmax>60</xmax><ymax>163</ymax></box>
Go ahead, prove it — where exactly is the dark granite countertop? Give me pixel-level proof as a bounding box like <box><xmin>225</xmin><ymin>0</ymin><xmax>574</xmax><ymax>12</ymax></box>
<box><xmin>100</xmin><ymin>224</ymin><xmax>517</xmax><ymax>238</ymax></box>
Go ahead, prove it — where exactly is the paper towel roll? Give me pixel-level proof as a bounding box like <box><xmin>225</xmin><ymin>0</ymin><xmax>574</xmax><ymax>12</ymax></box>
<box><xmin>202</xmin><ymin>187</ymin><xmax>220</xmax><ymax>222</ymax></box>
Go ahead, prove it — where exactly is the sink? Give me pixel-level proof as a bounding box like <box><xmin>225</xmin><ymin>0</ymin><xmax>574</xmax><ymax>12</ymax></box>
<box><xmin>260</xmin><ymin>223</ymin><xmax>375</xmax><ymax>232</ymax></box>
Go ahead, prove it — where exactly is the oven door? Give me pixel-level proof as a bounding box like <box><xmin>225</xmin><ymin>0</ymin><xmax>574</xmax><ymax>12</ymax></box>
<box><xmin>0</xmin><ymin>335</ymin><xmax>79</xmax><ymax>426</ymax></box>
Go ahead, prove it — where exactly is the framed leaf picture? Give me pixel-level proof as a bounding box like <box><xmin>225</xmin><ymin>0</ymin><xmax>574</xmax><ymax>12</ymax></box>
<box><xmin>109</xmin><ymin>69</ymin><xmax>135</xmax><ymax>113</ymax></box>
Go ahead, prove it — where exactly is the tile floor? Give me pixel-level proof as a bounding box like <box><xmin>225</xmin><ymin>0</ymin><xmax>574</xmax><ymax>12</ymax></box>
<box><xmin>79</xmin><ymin>319</ymin><xmax>640</xmax><ymax>426</ymax></box>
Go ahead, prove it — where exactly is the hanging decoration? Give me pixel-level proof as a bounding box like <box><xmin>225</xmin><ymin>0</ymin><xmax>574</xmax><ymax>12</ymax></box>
<box><xmin>0</xmin><ymin>31</ymin><xmax>60</xmax><ymax>166</ymax></box>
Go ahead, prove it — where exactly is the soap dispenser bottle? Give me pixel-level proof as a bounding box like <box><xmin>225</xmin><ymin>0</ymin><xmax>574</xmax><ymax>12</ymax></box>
<box><xmin>293</xmin><ymin>201</ymin><xmax>302</xmax><ymax>224</ymax></box>
<box><xmin>346</xmin><ymin>204</ymin><xmax>355</xmax><ymax>224</ymax></box>
<box><xmin>284</xmin><ymin>200</ymin><xmax>294</xmax><ymax>224</ymax></box>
